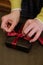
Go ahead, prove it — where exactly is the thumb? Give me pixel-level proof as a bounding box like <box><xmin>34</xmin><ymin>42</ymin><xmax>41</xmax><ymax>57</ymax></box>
<box><xmin>7</xmin><ymin>20</ymin><xmax>18</xmax><ymax>32</ymax></box>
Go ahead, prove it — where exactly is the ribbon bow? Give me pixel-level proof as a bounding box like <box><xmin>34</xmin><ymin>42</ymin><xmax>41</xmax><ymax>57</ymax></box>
<box><xmin>7</xmin><ymin>31</ymin><xmax>31</xmax><ymax>45</ymax></box>
<box><xmin>7</xmin><ymin>24</ymin><xmax>43</xmax><ymax>45</ymax></box>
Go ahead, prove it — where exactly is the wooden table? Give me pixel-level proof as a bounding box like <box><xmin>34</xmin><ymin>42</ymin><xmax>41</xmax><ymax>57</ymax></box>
<box><xmin>0</xmin><ymin>10</ymin><xmax>43</xmax><ymax>65</ymax></box>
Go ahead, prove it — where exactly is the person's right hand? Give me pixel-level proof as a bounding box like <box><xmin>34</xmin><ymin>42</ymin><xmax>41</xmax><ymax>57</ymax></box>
<box><xmin>1</xmin><ymin>10</ymin><xmax>20</xmax><ymax>32</ymax></box>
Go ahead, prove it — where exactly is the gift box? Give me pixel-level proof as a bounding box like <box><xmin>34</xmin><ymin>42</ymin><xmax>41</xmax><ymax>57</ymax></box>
<box><xmin>5</xmin><ymin>35</ymin><xmax>32</xmax><ymax>53</ymax></box>
<box><xmin>5</xmin><ymin>18</ymin><xmax>43</xmax><ymax>53</ymax></box>
<box><xmin>5</xmin><ymin>21</ymin><xmax>32</xmax><ymax>53</ymax></box>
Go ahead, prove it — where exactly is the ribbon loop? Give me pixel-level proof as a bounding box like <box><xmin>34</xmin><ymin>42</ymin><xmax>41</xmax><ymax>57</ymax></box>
<box><xmin>7</xmin><ymin>31</ymin><xmax>30</xmax><ymax>41</ymax></box>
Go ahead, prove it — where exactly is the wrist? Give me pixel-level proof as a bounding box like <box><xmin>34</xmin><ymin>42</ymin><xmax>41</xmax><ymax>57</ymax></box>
<box><xmin>11</xmin><ymin>8</ymin><xmax>21</xmax><ymax>12</ymax></box>
<box><xmin>35</xmin><ymin>18</ymin><xmax>43</xmax><ymax>24</ymax></box>
<box><xmin>11</xmin><ymin>8</ymin><xmax>21</xmax><ymax>16</ymax></box>
<box><xmin>11</xmin><ymin>10</ymin><xmax>20</xmax><ymax>19</ymax></box>
<box><xmin>11</xmin><ymin>9</ymin><xmax>20</xmax><ymax>14</ymax></box>
<box><xmin>35</xmin><ymin>18</ymin><xmax>43</xmax><ymax>31</ymax></box>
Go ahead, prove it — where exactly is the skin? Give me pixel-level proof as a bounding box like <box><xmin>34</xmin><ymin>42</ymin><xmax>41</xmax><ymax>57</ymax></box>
<box><xmin>1</xmin><ymin>10</ymin><xmax>20</xmax><ymax>32</ymax></box>
<box><xmin>1</xmin><ymin>11</ymin><xmax>43</xmax><ymax>43</ymax></box>
<box><xmin>22</xmin><ymin>19</ymin><xmax>43</xmax><ymax>43</ymax></box>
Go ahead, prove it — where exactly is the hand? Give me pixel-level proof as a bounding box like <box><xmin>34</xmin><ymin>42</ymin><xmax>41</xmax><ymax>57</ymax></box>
<box><xmin>1</xmin><ymin>10</ymin><xmax>20</xmax><ymax>32</ymax></box>
<box><xmin>22</xmin><ymin>19</ymin><xmax>43</xmax><ymax>43</ymax></box>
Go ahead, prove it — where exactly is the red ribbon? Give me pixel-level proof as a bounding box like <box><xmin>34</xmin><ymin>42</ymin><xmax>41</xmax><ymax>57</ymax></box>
<box><xmin>38</xmin><ymin>37</ymin><xmax>43</xmax><ymax>45</ymax></box>
<box><xmin>7</xmin><ymin>31</ymin><xmax>31</xmax><ymax>45</ymax></box>
<box><xmin>7</xmin><ymin>23</ymin><xmax>43</xmax><ymax>45</ymax></box>
<box><xmin>7</xmin><ymin>31</ymin><xmax>43</xmax><ymax>45</ymax></box>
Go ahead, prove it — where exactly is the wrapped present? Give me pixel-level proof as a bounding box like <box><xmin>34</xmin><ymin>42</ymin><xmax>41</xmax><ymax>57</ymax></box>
<box><xmin>5</xmin><ymin>21</ymin><xmax>32</xmax><ymax>53</ymax></box>
<box><xmin>5</xmin><ymin>17</ymin><xmax>43</xmax><ymax>53</ymax></box>
<box><xmin>6</xmin><ymin>32</ymin><xmax>32</xmax><ymax>53</ymax></box>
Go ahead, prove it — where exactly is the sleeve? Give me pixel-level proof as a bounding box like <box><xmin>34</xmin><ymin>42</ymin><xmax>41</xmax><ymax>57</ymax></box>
<box><xmin>36</xmin><ymin>8</ymin><xmax>43</xmax><ymax>22</ymax></box>
<box><xmin>9</xmin><ymin>0</ymin><xmax>22</xmax><ymax>10</ymax></box>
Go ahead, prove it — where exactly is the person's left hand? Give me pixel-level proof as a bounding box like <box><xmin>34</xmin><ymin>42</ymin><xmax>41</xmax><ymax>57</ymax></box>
<box><xmin>22</xmin><ymin>19</ymin><xmax>43</xmax><ymax>43</ymax></box>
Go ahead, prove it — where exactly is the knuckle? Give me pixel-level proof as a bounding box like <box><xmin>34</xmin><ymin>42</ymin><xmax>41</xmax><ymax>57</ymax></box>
<box><xmin>2</xmin><ymin>15</ymin><xmax>7</xmax><ymax>20</ymax></box>
<box><xmin>2</xmin><ymin>16</ymin><xmax>5</xmax><ymax>20</ymax></box>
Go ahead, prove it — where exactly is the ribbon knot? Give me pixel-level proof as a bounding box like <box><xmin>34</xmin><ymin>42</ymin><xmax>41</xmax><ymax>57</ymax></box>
<box><xmin>7</xmin><ymin>31</ymin><xmax>31</xmax><ymax>45</ymax></box>
<box><xmin>7</xmin><ymin>21</ymin><xmax>43</xmax><ymax>46</ymax></box>
<box><xmin>7</xmin><ymin>31</ymin><xmax>30</xmax><ymax>40</ymax></box>
<box><xmin>7</xmin><ymin>31</ymin><xmax>43</xmax><ymax>45</ymax></box>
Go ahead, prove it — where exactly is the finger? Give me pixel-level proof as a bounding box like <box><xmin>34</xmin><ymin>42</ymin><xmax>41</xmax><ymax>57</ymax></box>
<box><xmin>7</xmin><ymin>21</ymin><xmax>18</xmax><ymax>32</ymax></box>
<box><xmin>22</xmin><ymin>20</ymin><xmax>32</xmax><ymax>32</ymax></box>
<box><xmin>23</xmin><ymin>23</ymin><xmax>34</xmax><ymax>35</ymax></box>
<box><xmin>1</xmin><ymin>22</ymin><xmax>9</xmax><ymax>32</ymax></box>
<box><xmin>1</xmin><ymin>18</ymin><xmax>12</xmax><ymax>32</ymax></box>
<box><xmin>28</xmin><ymin>28</ymin><xmax>37</xmax><ymax>37</ymax></box>
<box><xmin>30</xmin><ymin>31</ymin><xmax>42</xmax><ymax>42</ymax></box>
<box><xmin>2</xmin><ymin>27</ymin><xmax>9</xmax><ymax>32</ymax></box>
<box><xmin>1</xmin><ymin>19</ymin><xmax>8</xmax><ymax>30</ymax></box>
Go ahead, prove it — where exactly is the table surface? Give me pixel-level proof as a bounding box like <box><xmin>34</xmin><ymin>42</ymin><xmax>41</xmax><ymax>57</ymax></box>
<box><xmin>0</xmin><ymin>11</ymin><xmax>43</xmax><ymax>65</ymax></box>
